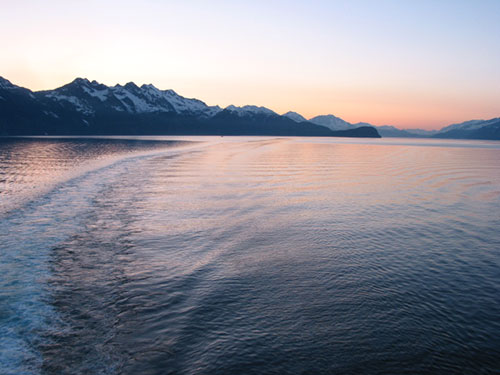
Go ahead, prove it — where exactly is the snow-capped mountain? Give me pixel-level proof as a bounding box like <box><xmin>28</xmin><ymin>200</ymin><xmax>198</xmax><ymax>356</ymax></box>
<box><xmin>225</xmin><ymin>105</ymin><xmax>277</xmax><ymax>117</ymax></box>
<box><xmin>308</xmin><ymin>114</ymin><xmax>353</xmax><ymax>131</ymax></box>
<box><xmin>283</xmin><ymin>111</ymin><xmax>307</xmax><ymax>123</ymax></box>
<box><xmin>2</xmin><ymin>75</ymin><xmax>497</xmax><ymax>139</ymax></box>
<box><xmin>36</xmin><ymin>78</ymin><xmax>222</xmax><ymax>118</ymax></box>
<box><xmin>439</xmin><ymin>118</ymin><xmax>500</xmax><ymax>133</ymax></box>
<box><xmin>0</xmin><ymin>76</ymin><xmax>379</xmax><ymax>137</ymax></box>
<box><xmin>140</xmin><ymin>84</ymin><xmax>222</xmax><ymax>117</ymax></box>
<box><xmin>298</xmin><ymin>111</ymin><xmax>497</xmax><ymax>139</ymax></box>
<box><xmin>434</xmin><ymin>118</ymin><xmax>500</xmax><ymax>139</ymax></box>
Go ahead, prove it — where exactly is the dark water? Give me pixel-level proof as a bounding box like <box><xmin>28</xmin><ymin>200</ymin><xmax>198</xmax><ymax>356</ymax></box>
<box><xmin>1</xmin><ymin>136</ymin><xmax>500</xmax><ymax>374</ymax></box>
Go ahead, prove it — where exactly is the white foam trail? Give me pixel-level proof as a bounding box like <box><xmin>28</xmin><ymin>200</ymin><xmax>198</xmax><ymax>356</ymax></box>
<box><xmin>0</xmin><ymin>141</ymin><xmax>208</xmax><ymax>375</ymax></box>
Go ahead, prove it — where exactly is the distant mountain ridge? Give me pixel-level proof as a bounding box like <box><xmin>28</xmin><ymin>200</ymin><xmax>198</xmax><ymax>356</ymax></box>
<box><xmin>1</xmin><ymin>76</ymin><xmax>498</xmax><ymax>139</ymax></box>
<box><xmin>283</xmin><ymin>103</ymin><xmax>499</xmax><ymax>140</ymax></box>
<box><xmin>308</xmin><ymin>114</ymin><xmax>352</xmax><ymax>131</ymax></box>
<box><xmin>433</xmin><ymin>118</ymin><xmax>500</xmax><ymax>140</ymax></box>
<box><xmin>0</xmin><ymin>76</ymin><xmax>379</xmax><ymax>137</ymax></box>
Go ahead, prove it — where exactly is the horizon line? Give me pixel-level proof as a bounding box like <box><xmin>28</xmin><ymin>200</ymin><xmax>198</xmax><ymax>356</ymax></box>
<box><xmin>2</xmin><ymin>75</ymin><xmax>497</xmax><ymax>132</ymax></box>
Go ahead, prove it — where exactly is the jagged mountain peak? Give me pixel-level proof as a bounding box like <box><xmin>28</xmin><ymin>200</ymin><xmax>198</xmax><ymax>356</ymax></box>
<box><xmin>27</xmin><ymin>77</ymin><xmax>223</xmax><ymax>117</ymax></box>
<box><xmin>123</xmin><ymin>81</ymin><xmax>141</xmax><ymax>91</ymax></box>
<box><xmin>0</xmin><ymin>76</ymin><xmax>386</xmax><ymax>137</ymax></box>
<box><xmin>5</xmin><ymin>75</ymin><xmax>497</xmax><ymax>139</ymax></box>
<box><xmin>141</xmin><ymin>83</ymin><xmax>159</xmax><ymax>91</ymax></box>
<box><xmin>59</xmin><ymin>77</ymin><xmax>107</xmax><ymax>91</ymax></box>
<box><xmin>70</xmin><ymin>77</ymin><xmax>91</xmax><ymax>86</ymax></box>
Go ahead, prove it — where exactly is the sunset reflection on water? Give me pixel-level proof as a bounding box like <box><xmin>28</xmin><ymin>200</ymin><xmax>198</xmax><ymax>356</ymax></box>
<box><xmin>1</xmin><ymin>136</ymin><xmax>500</xmax><ymax>374</ymax></box>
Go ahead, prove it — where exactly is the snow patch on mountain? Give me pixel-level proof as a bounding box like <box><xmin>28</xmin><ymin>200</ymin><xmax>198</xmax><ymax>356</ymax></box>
<box><xmin>283</xmin><ymin>111</ymin><xmax>307</xmax><ymax>122</ymax></box>
<box><xmin>155</xmin><ymin>87</ymin><xmax>220</xmax><ymax>116</ymax></box>
<box><xmin>226</xmin><ymin>105</ymin><xmax>277</xmax><ymax>117</ymax></box>
<box><xmin>439</xmin><ymin>118</ymin><xmax>500</xmax><ymax>132</ymax></box>
<box><xmin>4</xmin><ymin>75</ymin><xmax>497</xmax><ymax>139</ymax></box>
<box><xmin>309</xmin><ymin>114</ymin><xmax>353</xmax><ymax>131</ymax></box>
<box><xmin>82</xmin><ymin>86</ymin><xmax>109</xmax><ymax>102</ymax></box>
<box><xmin>112</xmin><ymin>84</ymin><xmax>159</xmax><ymax>113</ymax></box>
<box><xmin>44</xmin><ymin>92</ymin><xmax>94</xmax><ymax>115</ymax></box>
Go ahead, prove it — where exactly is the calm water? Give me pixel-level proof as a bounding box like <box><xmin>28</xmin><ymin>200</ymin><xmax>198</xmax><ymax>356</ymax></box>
<box><xmin>1</xmin><ymin>136</ymin><xmax>499</xmax><ymax>375</ymax></box>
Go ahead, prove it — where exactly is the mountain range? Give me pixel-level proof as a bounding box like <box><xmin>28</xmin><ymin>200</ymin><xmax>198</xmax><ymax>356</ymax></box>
<box><xmin>300</xmin><ymin>113</ymin><xmax>499</xmax><ymax>140</ymax></box>
<box><xmin>0</xmin><ymin>77</ymin><xmax>378</xmax><ymax>138</ymax></box>
<box><xmin>0</xmin><ymin>76</ymin><xmax>499</xmax><ymax>140</ymax></box>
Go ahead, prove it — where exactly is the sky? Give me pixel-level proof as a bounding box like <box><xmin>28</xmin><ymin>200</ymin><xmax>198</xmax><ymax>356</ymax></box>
<box><xmin>1</xmin><ymin>0</ymin><xmax>499</xmax><ymax>129</ymax></box>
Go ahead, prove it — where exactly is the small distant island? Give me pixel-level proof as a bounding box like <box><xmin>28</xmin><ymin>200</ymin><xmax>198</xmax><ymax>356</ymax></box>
<box><xmin>0</xmin><ymin>76</ymin><xmax>499</xmax><ymax>139</ymax></box>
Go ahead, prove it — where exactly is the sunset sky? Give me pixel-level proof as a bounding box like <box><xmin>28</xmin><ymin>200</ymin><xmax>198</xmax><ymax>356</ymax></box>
<box><xmin>2</xmin><ymin>0</ymin><xmax>499</xmax><ymax>129</ymax></box>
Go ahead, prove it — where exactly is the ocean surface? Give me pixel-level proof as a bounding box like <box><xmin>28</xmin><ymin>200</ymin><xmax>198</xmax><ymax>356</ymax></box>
<box><xmin>1</xmin><ymin>136</ymin><xmax>499</xmax><ymax>375</ymax></box>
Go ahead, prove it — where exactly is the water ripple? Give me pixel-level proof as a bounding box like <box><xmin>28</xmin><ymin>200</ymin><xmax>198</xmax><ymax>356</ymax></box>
<box><xmin>1</xmin><ymin>137</ymin><xmax>500</xmax><ymax>374</ymax></box>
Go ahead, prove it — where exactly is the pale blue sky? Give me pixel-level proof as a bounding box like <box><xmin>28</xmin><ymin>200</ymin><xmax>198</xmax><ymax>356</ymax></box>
<box><xmin>2</xmin><ymin>0</ymin><xmax>499</xmax><ymax>128</ymax></box>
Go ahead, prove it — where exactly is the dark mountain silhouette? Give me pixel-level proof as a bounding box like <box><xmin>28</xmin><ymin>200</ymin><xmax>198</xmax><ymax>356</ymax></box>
<box><xmin>0</xmin><ymin>77</ymin><xmax>380</xmax><ymax>138</ymax></box>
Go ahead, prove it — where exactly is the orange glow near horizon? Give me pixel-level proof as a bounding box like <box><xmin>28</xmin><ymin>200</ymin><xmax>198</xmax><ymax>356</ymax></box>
<box><xmin>4</xmin><ymin>74</ymin><xmax>498</xmax><ymax>131</ymax></box>
<box><xmin>1</xmin><ymin>1</ymin><xmax>499</xmax><ymax>130</ymax></box>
